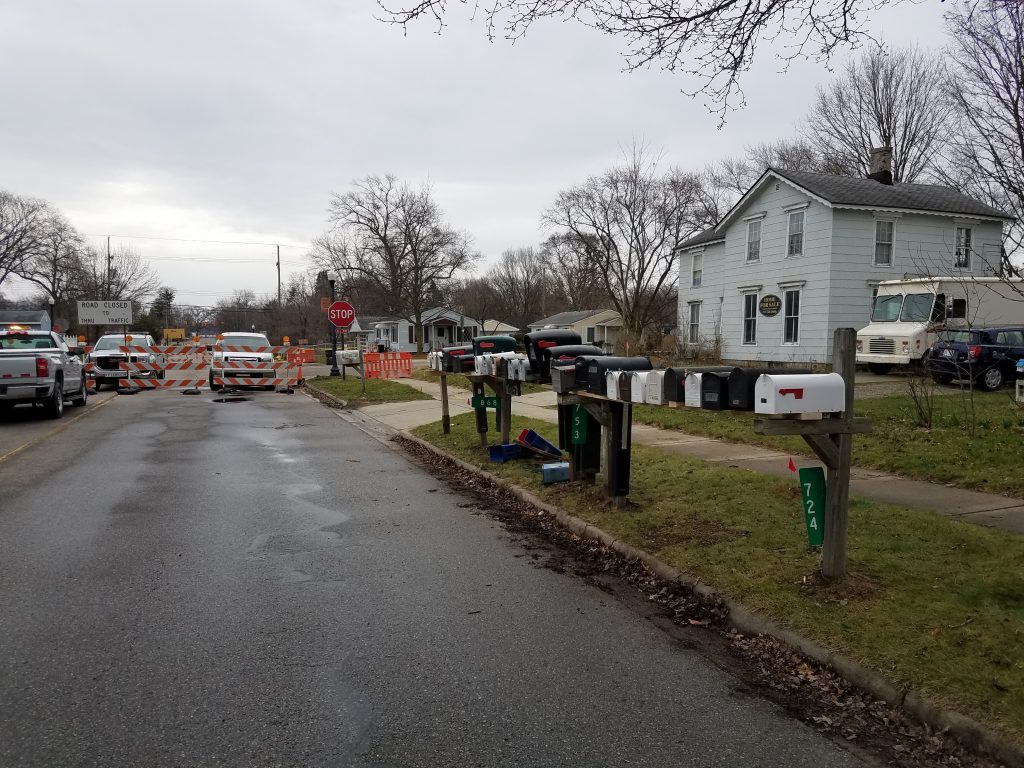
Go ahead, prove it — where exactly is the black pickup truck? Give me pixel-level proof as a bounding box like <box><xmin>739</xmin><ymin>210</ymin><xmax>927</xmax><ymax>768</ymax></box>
<box><xmin>925</xmin><ymin>327</ymin><xmax>1024</xmax><ymax>390</ymax></box>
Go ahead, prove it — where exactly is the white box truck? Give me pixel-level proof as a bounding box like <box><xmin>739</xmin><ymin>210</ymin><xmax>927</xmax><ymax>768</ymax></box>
<box><xmin>856</xmin><ymin>277</ymin><xmax>1024</xmax><ymax>374</ymax></box>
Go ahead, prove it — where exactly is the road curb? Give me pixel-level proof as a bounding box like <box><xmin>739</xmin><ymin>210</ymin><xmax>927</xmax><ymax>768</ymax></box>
<box><xmin>303</xmin><ymin>383</ymin><xmax>348</xmax><ymax>410</ymax></box>
<box><xmin>397</xmin><ymin>430</ymin><xmax>1024</xmax><ymax>768</ymax></box>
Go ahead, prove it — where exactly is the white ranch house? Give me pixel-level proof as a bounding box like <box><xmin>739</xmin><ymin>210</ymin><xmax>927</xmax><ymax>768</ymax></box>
<box><xmin>676</xmin><ymin>165</ymin><xmax>1012</xmax><ymax>364</ymax></box>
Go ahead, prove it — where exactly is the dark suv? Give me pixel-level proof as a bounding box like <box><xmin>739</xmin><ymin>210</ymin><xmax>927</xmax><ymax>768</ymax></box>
<box><xmin>926</xmin><ymin>327</ymin><xmax>1024</xmax><ymax>391</ymax></box>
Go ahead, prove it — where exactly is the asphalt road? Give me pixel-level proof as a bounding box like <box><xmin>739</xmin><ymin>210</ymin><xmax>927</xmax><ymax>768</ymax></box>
<box><xmin>0</xmin><ymin>390</ymin><xmax>870</xmax><ymax>767</ymax></box>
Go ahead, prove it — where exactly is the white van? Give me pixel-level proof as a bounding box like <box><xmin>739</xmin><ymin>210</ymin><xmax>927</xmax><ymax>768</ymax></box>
<box><xmin>856</xmin><ymin>277</ymin><xmax>1024</xmax><ymax>373</ymax></box>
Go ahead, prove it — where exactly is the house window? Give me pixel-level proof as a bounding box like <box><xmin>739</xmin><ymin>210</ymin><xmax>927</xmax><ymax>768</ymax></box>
<box><xmin>742</xmin><ymin>293</ymin><xmax>757</xmax><ymax>344</ymax></box>
<box><xmin>691</xmin><ymin>252</ymin><xmax>703</xmax><ymax>287</ymax></box>
<box><xmin>585</xmin><ymin>326</ymin><xmax>596</xmax><ymax>343</ymax></box>
<box><xmin>407</xmin><ymin>326</ymin><xmax>414</xmax><ymax>344</ymax></box>
<box><xmin>955</xmin><ymin>226</ymin><xmax>973</xmax><ymax>269</ymax></box>
<box><xmin>688</xmin><ymin>303</ymin><xmax>701</xmax><ymax>344</ymax></box>
<box><xmin>783</xmin><ymin>289</ymin><xmax>800</xmax><ymax>344</ymax></box>
<box><xmin>874</xmin><ymin>220</ymin><xmax>894</xmax><ymax>266</ymax></box>
<box><xmin>787</xmin><ymin>211</ymin><xmax>804</xmax><ymax>257</ymax></box>
<box><xmin>746</xmin><ymin>220</ymin><xmax>761</xmax><ymax>262</ymax></box>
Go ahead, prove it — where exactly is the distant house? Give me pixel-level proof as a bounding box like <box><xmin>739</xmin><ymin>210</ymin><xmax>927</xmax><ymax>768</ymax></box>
<box><xmin>676</xmin><ymin>153</ymin><xmax>1013</xmax><ymax>364</ymax></box>
<box><xmin>370</xmin><ymin>308</ymin><xmax>480</xmax><ymax>352</ymax></box>
<box><xmin>481</xmin><ymin>319</ymin><xmax>519</xmax><ymax>335</ymax></box>
<box><xmin>527</xmin><ymin>309</ymin><xmax>623</xmax><ymax>350</ymax></box>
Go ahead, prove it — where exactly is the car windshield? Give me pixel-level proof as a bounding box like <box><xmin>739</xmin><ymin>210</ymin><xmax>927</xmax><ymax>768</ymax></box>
<box><xmin>94</xmin><ymin>337</ymin><xmax>138</xmax><ymax>351</ymax></box>
<box><xmin>870</xmin><ymin>294</ymin><xmax>902</xmax><ymax>322</ymax></box>
<box><xmin>221</xmin><ymin>334</ymin><xmax>270</xmax><ymax>348</ymax></box>
<box><xmin>899</xmin><ymin>293</ymin><xmax>936</xmax><ymax>322</ymax></box>
<box><xmin>0</xmin><ymin>333</ymin><xmax>55</xmax><ymax>350</ymax></box>
<box><xmin>938</xmin><ymin>330</ymin><xmax>981</xmax><ymax>345</ymax></box>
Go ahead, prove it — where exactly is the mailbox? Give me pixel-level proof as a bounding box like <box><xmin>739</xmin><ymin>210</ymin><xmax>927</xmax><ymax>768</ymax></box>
<box><xmin>645</xmin><ymin>370</ymin><xmax>666</xmax><ymax>404</ymax></box>
<box><xmin>629</xmin><ymin>370</ymin><xmax>650</xmax><ymax>403</ymax></box>
<box><xmin>580</xmin><ymin>356</ymin><xmax>653</xmax><ymax>395</ymax></box>
<box><xmin>663</xmin><ymin>365</ymin><xmax>732</xmax><ymax>402</ymax></box>
<box><xmin>441</xmin><ymin>344</ymin><xmax>473</xmax><ymax>373</ymax></box>
<box><xmin>606</xmin><ymin>370</ymin><xmax>624</xmax><ymax>400</ymax></box>
<box><xmin>476</xmin><ymin>351</ymin><xmax>520</xmax><ymax>376</ymax></box>
<box><xmin>551</xmin><ymin>364</ymin><xmax>577</xmax><ymax>393</ymax></box>
<box><xmin>545</xmin><ymin>344</ymin><xmax>605</xmax><ymax>375</ymax></box>
<box><xmin>427</xmin><ymin>351</ymin><xmax>442</xmax><ymax>371</ymax></box>
<box><xmin>754</xmin><ymin>373</ymin><xmax>846</xmax><ymax>415</ymax></box>
<box><xmin>617</xmin><ymin>371</ymin><xmax>634</xmax><ymax>402</ymax></box>
<box><xmin>683</xmin><ymin>372</ymin><xmax>703</xmax><ymax>408</ymax></box>
<box><xmin>472</xmin><ymin>335</ymin><xmax>517</xmax><ymax>356</ymax></box>
<box><xmin>727</xmin><ymin>367</ymin><xmax>810</xmax><ymax>411</ymax></box>
<box><xmin>699</xmin><ymin>371</ymin><xmax>730</xmax><ymax>410</ymax></box>
<box><xmin>524</xmin><ymin>330</ymin><xmax>582</xmax><ymax>375</ymax></box>
<box><xmin>507</xmin><ymin>356</ymin><xmax>531</xmax><ymax>382</ymax></box>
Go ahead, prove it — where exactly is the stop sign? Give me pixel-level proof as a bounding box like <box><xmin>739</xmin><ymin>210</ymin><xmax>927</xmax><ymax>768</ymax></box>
<box><xmin>327</xmin><ymin>300</ymin><xmax>356</xmax><ymax>330</ymax></box>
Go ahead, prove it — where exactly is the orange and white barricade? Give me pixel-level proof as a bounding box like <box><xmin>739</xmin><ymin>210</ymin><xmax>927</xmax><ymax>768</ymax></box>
<box><xmin>209</xmin><ymin>345</ymin><xmax>306</xmax><ymax>391</ymax></box>
<box><xmin>110</xmin><ymin>344</ymin><xmax>310</xmax><ymax>392</ymax></box>
<box><xmin>362</xmin><ymin>352</ymin><xmax>413</xmax><ymax>380</ymax></box>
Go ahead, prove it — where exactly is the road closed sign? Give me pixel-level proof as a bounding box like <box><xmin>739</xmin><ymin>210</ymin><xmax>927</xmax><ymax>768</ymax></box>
<box><xmin>78</xmin><ymin>300</ymin><xmax>133</xmax><ymax>325</ymax></box>
<box><xmin>328</xmin><ymin>300</ymin><xmax>355</xmax><ymax>330</ymax></box>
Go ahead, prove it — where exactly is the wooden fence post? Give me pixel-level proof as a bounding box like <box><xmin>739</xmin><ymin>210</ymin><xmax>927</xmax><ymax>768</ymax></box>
<box><xmin>822</xmin><ymin>327</ymin><xmax>856</xmax><ymax>580</ymax></box>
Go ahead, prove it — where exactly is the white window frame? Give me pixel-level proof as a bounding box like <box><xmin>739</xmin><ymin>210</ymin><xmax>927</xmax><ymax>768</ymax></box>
<box><xmin>688</xmin><ymin>302</ymin><xmax>701</xmax><ymax>344</ymax></box>
<box><xmin>782</xmin><ymin>288</ymin><xmax>801</xmax><ymax>345</ymax></box>
<box><xmin>691</xmin><ymin>251</ymin><xmax>703</xmax><ymax>288</ymax></box>
<box><xmin>786</xmin><ymin>211</ymin><xmax>804</xmax><ymax>257</ymax></box>
<box><xmin>745</xmin><ymin>219</ymin><xmax>762</xmax><ymax>263</ymax></box>
<box><xmin>874</xmin><ymin>219</ymin><xmax>895</xmax><ymax>267</ymax></box>
<box><xmin>954</xmin><ymin>225</ymin><xmax>973</xmax><ymax>269</ymax></box>
<box><xmin>742</xmin><ymin>293</ymin><xmax>758</xmax><ymax>345</ymax></box>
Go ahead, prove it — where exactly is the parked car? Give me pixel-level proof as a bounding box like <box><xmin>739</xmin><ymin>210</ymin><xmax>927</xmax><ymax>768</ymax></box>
<box><xmin>925</xmin><ymin>327</ymin><xmax>1024</xmax><ymax>391</ymax></box>
<box><xmin>0</xmin><ymin>330</ymin><xmax>87</xmax><ymax>418</ymax></box>
<box><xmin>209</xmin><ymin>332</ymin><xmax>276</xmax><ymax>391</ymax></box>
<box><xmin>88</xmin><ymin>332</ymin><xmax>164</xmax><ymax>390</ymax></box>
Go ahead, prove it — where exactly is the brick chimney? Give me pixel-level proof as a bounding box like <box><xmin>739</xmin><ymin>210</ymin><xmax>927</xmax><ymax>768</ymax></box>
<box><xmin>867</xmin><ymin>146</ymin><xmax>893</xmax><ymax>185</ymax></box>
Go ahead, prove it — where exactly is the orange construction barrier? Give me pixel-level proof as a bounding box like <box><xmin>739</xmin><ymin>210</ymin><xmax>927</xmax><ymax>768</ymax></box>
<box><xmin>362</xmin><ymin>352</ymin><xmax>413</xmax><ymax>380</ymax></box>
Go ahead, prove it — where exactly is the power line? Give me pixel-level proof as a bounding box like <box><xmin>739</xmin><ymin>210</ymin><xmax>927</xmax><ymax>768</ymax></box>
<box><xmin>85</xmin><ymin>233</ymin><xmax>311</xmax><ymax>249</ymax></box>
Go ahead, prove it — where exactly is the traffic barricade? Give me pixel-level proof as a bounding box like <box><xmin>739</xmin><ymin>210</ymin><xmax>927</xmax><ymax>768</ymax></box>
<box><xmin>363</xmin><ymin>352</ymin><xmax>413</xmax><ymax>380</ymax></box>
<box><xmin>112</xmin><ymin>344</ymin><xmax>310</xmax><ymax>392</ymax></box>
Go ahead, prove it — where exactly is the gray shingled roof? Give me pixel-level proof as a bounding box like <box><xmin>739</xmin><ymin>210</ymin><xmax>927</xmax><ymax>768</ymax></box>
<box><xmin>774</xmin><ymin>168</ymin><xmax>1013</xmax><ymax>220</ymax></box>
<box><xmin>677</xmin><ymin>227</ymin><xmax>726</xmax><ymax>250</ymax></box>
<box><xmin>529</xmin><ymin>309</ymin><xmax>606</xmax><ymax>327</ymax></box>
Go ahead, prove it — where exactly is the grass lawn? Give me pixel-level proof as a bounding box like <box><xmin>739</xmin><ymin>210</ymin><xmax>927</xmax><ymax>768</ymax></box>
<box><xmin>411</xmin><ymin>368</ymin><xmax>549</xmax><ymax>395</ymax></box>
<box><xmin>632</xmin><ymin>390</ymin><xmax>1024</xmax><ymax>497</ymax></box>
<box><xmin>306</xmin><ymin>375</ymin><xmax>431</xmax><ymax>406</ymax></box>
<box><xmin>413</xmin><ymin>412</ymin><xmax>1024</xmax><ymax>743</ymax></box>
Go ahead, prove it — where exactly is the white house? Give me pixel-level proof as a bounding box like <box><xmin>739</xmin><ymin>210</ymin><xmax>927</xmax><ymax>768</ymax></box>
<box><xmin>527</xmin><ymin>309</ymin><xmax>623</xmax><ymax>350</ymax></box>
<box><xmin>676</xmin><ymin>160</ymin><xmax>1013</xmax><ymax>364</ymax></box>
<box><xmin>370</xmin><ymin>307</ymin><xmax>480</xmax><ymax>353</ymax></box>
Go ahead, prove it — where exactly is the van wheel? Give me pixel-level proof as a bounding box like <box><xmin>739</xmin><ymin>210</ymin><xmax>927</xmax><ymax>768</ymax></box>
<box><xmin>868</xmin><ymin>363</ymin><xmax>892</xmax><ymax>375</ymax></box>
<box><xmin>44</xmin><ymin>377</ymin><xmax>65</xmax><ymax>419</ymax></box>
<box><xmin>979</xmin><ymin>366</ymin><xmax>1004</xmax><ymax>392</ymax></box>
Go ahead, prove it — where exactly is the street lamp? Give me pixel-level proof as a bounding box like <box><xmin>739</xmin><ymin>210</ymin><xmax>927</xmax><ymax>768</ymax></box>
<box><xmin>48</xmin><ymin>297</ymin><xmax>55</xmax><ymax>330</ymax></box>
<box><xmin>328</xmin><ymin>278</ymin><xmax>340</xmax><ymax>377</ymax></box>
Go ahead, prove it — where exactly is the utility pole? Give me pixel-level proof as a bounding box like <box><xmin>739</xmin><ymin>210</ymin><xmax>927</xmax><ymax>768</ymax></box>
<box><xmin>276</xmin><ymin>245</ymin><xmax>281</xmax><ymax>305</ymax></box>
<box><xmin>106</xmin><ymin>236</ymin><xmax>112</xmax><ymax>300</ymax></box>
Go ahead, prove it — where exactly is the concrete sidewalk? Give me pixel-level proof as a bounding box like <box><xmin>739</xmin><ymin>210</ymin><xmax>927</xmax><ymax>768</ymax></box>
<box><xmin>355</xmin><ymin>377</ymin><xmax>1024</xmax><ymax>534</ymax></box>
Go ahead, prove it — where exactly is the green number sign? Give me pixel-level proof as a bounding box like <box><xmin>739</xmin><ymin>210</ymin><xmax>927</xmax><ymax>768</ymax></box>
<box><xmin>571</xmin><ymin>404</ymin><xmax>587</xmax><ymax>445</ymax></box>
<box><xmin>471</xmin><ymin>395</ymin><xmax>500</xmax><ymax>409</ymax></box>
<box><xmin>797</xmin><ymin>467</ymin><xmax>826</xmax><ymax>547</ymax></box>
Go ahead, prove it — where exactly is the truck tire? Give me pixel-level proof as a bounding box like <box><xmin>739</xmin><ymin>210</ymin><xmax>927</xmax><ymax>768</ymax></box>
<box><xmin>44</xmin><ymin>377</ymin><xmax>64</xmax><ymax>419</ymax></box>
<box><xmin>867</xmin><ymin>363</ymin><xmax>892</xmax><ymax>375</ymax></box>
<box><xmin>70</xmin><ymin>373</ymin><xmax>88</xmax><ymax>407</ymax></box>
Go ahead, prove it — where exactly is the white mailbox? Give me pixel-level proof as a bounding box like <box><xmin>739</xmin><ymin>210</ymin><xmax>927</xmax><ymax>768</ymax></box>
<box><xmin>605</xmin><ymin>370</ymin><xmax>623</xmax><ymax>399</ymax></box>
<box><xmin>754</xmin><ymin>373</ymin><xmax>846</xmax><ymax>415</ymax></box>
<box><xmin>629</xmin><ymin>370</ymin><xmax>650</xmax><ymax>403</ymax></box>
<box><xmin>427</xmin><ymin>351</ymin><xmax>438</xmax><ymax>371</ymax></box>
<box><xmin>683</xmin><ymin>372</ymin><xmax>703</xmax><ymax>408</ymax></box>
<box><xmin>474</xmin><ymin>354</ymin><xmax>491</xmax><ymax>375</ymax></box>
<box><xmin>645</xmin><ymin>370</ymin><xmax>666</xmax><ymax>405</ymax></box>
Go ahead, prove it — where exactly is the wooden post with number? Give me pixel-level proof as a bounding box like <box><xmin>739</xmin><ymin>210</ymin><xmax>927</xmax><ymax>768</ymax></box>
<box><xmin>821</xmin><ymin>327</ymin><xmax>856</xmax><ymax>580</ymax></box>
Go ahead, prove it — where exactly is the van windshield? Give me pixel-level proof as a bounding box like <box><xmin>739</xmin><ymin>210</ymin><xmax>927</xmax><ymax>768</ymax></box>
<box><xmin>900</xmin><ymin>293</ymin><xmax>936</xmax><ymax>322</ymax></box>
<box><xmin>870</xmin><ymin>294</ymin><xmax>902</xmax><ymax>322</ymax></box>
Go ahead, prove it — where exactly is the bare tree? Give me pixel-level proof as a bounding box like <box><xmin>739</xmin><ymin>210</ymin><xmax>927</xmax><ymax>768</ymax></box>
<box><xmin>380</xmin><ymin>0</ymin><xmax>910</xmax><ymax>115</ymax></box>
<box><xmin>487</xmin><ymin>246</ymin><xmax>549</xmax><ymax>332</ymax></box>
<box><xmin>0</xmin><ymin>191</ymin><xmax>50</xmax><ymax>289</ymax></box>
<box><xmin>75</xmin><ymin>244</ymin><xmax>160</xmax><ymax>304</ymax></box>
<box><xmin>943</xmin><ymin>0</ymin><xmax>1024</xmax><ymax>259</ymax></box>
<box><xmin>452</xmin><ymin>276</ymin><xmax>500</xmax><ymax>330</ymax></box>
<box><xmin>545</xmin><ymin>145</ymin><xmax>702</xmax><ymax>341</ymax></box>
<box><xmin>539</xmin><ymin>233</ymin><xmax>612</xmax><ymax>311</ymax></box>
<box><xmin>803</xmin><ymin>45</ymin><xmax>951</xmax><ymax>182</ymax></box>
<box><xmin>16</xmin><ymin>211</ymin><xmax>87</xmax><ymax>320</ymax></box>
<box><xmin>312</xmin><ymin>175</ymin><xmax>476</xmax><ymax>352</ymax></box>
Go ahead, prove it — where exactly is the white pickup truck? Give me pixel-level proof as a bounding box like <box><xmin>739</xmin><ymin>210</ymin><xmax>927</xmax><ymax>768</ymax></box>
<box><xmin>209</xmin><ymin>332</ymin><xmax>276</xmax><ymax>391</ymax></box>
<box><xmin>0</xmin><ymin>330</ymin><xmax>88</xmax><ymax>418</ymax></box>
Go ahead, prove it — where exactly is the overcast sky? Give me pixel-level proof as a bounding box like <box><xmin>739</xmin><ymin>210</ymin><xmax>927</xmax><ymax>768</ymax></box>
<box><xmin>0</xmin><ymin>0</ymin><xmax>944</xmax><ymax>308</ymax></box>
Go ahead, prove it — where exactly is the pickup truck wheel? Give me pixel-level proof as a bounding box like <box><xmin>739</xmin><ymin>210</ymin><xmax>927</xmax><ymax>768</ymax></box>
<box><xmin>70</xmin><ymin>374</ymin><xmax>88</xmax><ymax>407</ymax></box>
<box><xmin>979</xmin><ymin>366</ymin><xmax>1004</xmax><ymax>392</ymax></box>
<box><xmin>209</xmin><ymin>372</ymin><xmax>222</xmax><ymax>392</ymax></box>
<box><xmin>44</xmin><ymin>377</ymin><xmax>65</xmax><ymax>419</ymax></box>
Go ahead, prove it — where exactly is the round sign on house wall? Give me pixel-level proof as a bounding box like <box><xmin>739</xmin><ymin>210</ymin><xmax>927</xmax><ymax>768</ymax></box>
<box><xmin>759</xmin><ymin>294</ymin><xmax>782</xmax><ymax>317</ymax></box>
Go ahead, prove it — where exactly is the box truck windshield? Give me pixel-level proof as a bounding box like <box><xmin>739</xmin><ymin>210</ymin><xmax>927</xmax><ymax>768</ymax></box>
<box><xmin>870</xmin><ymin>293</ymin><xmax>937</xmax><ymax>323</ymax></box>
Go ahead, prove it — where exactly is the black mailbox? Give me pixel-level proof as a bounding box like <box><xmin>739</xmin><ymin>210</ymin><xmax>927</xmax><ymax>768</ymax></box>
<box><xmin>700</xmin><ymin>371</ymin><xmax>730</xmax><ymax>410</ymax></box>
<box><xmin>546</xmin><ymin>344</ymin><xmax>605</xmax><ymax>374</ymax></box>
<box><xmin>617</xmin><ymin>371</ymin><xmax>633</xmax><ymax>402</ymax></box>
<box><xmin>441</xmin><ymin>344</ymin><xmax>473</xmax><ymax>373</ymax></box>
<box><xmin>662</xmin><ymin>365</ymin><xmax>732</xmax><ymax>402</ymax></box>
<box><xmin>472</xmin><ymin>335</ymin><xmax>517</xmax><ymax>356</ymax></box>
<box><xmin>578</xmin><ymin>356</ymin><xmax>652</xmax><ymax>396</ymax></box>
<box><xmin>727</xmin><ymin>367</ymin><xmax>811</xmax><ymax>411</ymax></box>
<box><xmin>524</xmin><ymin>330</ymin><xmax>582</xmax><ymax>375</ymax></box>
